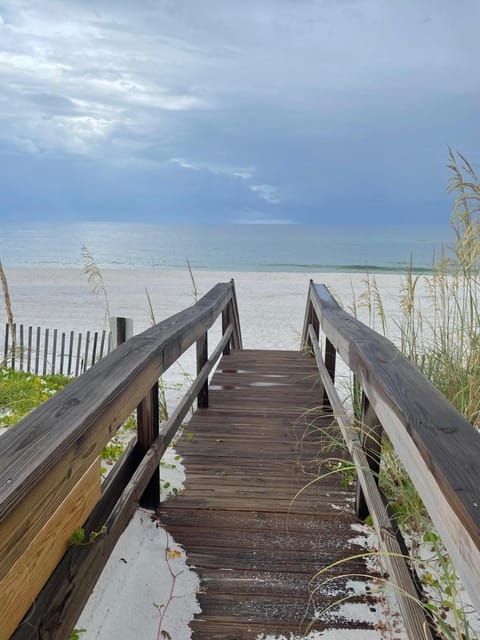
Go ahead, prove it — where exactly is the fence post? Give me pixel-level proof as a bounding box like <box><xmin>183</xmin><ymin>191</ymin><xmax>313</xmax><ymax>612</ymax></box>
<box><xmin>19</xmin><ymin>324</ymin><xmax>24</xmax><ymax>371</ymax></box>
<box><xmin>11</xmin><ymin>323</ymin><xmax>16</xmax><ymax>369</ymax></box>
<box><xmin>355</xmin><ymin>392</ymin><xmax>383</xmax><ymax>519</ymax></box>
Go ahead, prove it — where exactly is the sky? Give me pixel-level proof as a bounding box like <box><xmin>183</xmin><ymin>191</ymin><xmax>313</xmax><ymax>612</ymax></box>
<box><xmin>0</xmin><ymin>0</ymin><xmax>478</xmax><ymax>225</ymax></box>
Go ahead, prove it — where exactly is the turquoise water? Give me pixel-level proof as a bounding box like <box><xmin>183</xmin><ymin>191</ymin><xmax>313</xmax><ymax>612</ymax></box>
<box><xmin>0</xmin><ymin>222</ymin><xmax>454</xmax><ymax>273</ymax></box>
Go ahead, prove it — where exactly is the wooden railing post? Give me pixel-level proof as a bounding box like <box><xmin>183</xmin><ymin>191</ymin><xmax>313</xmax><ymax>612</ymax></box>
<box><xmin>229</xmin><ymin>279</ymin><xmax>243</xmax><ymax>351</ymax></box>
<box><xmin>137</xmin><ymin>382</ymin><xmax>160</xmax><ymax>508</ymax></box>
<box><xmin>1</xmin><ymin>282</ymin><xmax>240</xmax><ymax>637</ymax></box>
<box><xmin>197</xmin><ymin>332</ymin><xmax>209</xmax><ymax>407</ymax></box>
<box><xmin>110</xmin><ymin>316</ymin><xmax>133</xmax><ymax>349</ymax></box>
<box><xmin>304</xmin><ymin>303</ymin><xmax>320</xmax><ymax>353</ymax></box>
<box><xmin>311</xmin><ymin>312</ymin><xmax>319</xmax><ymax>343</ymax></box>
<box><xmin>222</xmin><ymin>305</ymin><xmax>231</xmax><ymax>355</ymax></box>
<box><xmin>355</xmin><ymin>391</ymin><xmax>383</xmax><ymax>519</ymax></box>
<box><xmin>323</xmin><ymin>337</ymin><xmax>336</xmax><ymax>409</ymax></box>
<box><xmin>111</xmin><ymin>316</ymin><xmax>161</xmax><ymax>508</ymax></box>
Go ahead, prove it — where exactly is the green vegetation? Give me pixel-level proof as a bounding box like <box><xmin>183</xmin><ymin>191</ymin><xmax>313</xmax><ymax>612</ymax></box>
<box><xmin>0</xmin><ymin>367</ymin><xmax>70</xmax><ymax>428</ymax></box>
<box><xmin>355</xmin><ymin>149</ymin><xmax>480</xmax><ymax>426</ymax></box>
<box><xmin>70</xmin><ymin>525</ymin><xmax>107</xmax><ymax>546</ymax></box>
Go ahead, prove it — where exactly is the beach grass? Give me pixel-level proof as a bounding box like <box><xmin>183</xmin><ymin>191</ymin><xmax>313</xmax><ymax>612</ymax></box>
<box><xmin>340</xmin><ymin>150</ymin><xmax>480</xmax><ymax>639</ymax></box>
<box><xmin>0</xmin><ymin>367</ymin><xmax>70</xmax><ymax>429</ymax></box>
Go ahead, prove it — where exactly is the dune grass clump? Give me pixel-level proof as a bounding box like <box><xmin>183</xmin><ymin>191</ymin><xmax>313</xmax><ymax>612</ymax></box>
<box><xmin>342</xmin><ymin>150</ymin><xmax>480</xmax><ymax>639</ymax></box>
<box><xmin>397</xmin><ymin>150</ymin><xmax>480</xmax><ymax>426</ymax></box>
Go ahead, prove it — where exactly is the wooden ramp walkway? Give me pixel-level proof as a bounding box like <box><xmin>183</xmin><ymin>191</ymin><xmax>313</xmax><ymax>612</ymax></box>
<box><xmin>160</xmin><ymin>349</ymin><xmax>382</xmax><ymax>639</ymax></box>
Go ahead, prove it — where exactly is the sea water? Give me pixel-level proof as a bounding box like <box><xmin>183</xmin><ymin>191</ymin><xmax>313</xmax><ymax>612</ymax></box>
<box><xmin>0</xmin><ymin>222</ymin><xmax>453</xmax><ymax>273</ymax></box>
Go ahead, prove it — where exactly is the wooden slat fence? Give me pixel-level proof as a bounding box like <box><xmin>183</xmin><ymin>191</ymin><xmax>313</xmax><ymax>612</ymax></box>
<box><xmin>2</xmin><ymin>323</ymin><xmax>111</xmax><ymax>377</ymax></box>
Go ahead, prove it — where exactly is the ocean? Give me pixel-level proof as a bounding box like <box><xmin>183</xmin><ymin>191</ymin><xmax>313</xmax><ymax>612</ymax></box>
<box><xmin>0</xmin><ymin>222</ymin><xmax>453</xmax><ymax>273</ymax></box>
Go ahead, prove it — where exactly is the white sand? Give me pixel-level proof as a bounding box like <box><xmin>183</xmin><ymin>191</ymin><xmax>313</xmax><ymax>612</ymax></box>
<box><xmin>0</xmin><ymin>268</ymin><xmax>427</xmax><ymax>639</ymax></box>
<box><xmin>75</xmin><ymin>509</ymin><xmax>201</xmax><ymax>640</ymax></box>
<box><xmin>0</xmin><ymin>267</ymin><xmax>411</xmax><ymax>349</ymax></box>
<box><xmin>0</xmin><ymin>267</ymin><xmax>412</xmax><ymax>408</ymax></box>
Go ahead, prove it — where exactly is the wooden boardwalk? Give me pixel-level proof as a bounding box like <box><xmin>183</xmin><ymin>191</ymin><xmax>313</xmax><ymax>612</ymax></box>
<box><xmin>5</xmin><ymin>280</ymin><xmax>480</xmax><ymax>639</ymax></box>
<box><xmin>160</xmin><ymin>349</ymin><xmax>382</xmax><ymax>638</ymax></box>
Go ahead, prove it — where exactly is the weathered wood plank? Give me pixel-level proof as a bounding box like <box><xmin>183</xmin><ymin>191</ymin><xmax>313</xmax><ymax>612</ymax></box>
<box><xmin>26</xmin><ymin>326</ymin><xmax>32</xmax><ymax>372</ymax></box>
<box><xmin>83</xmin><ymin>330</ymin><xmax>90</xmax><ymax>374</ymax></box>
<box><xmin>34</xmin><ymin>326</ymin><xmax>40</xmax><ymax>374</ymax></box>
<box><xmin>42</xmin><ymin>328</ymin><xmax>49</xmax><ymax>376</ymax></box>
<box><xmin>1</xmin><ymin>460</ymin><xmax>100</xmax><ymax>640</ymax></box>
<box><xmin>308</xmin><ymin>324</ymin><xmax>432</xmax><ymax>639</ymax></box>
<box><xmin>355</xmin><ymin>392</ymin><xmax>383</xmax><ymax>519</ymax></box>
<box><xmin>10</xmin><ymin>323</ymin><xmax>16</xmax><ymax>368</ymax></box>
<box><xmin>99</xmin><ymin>328</ymin><xmax>107</xmax><ymax>359</ymax></box>
<box><xmin>0</xmin><ymin>439</ymin><xmax>102</xmax><ymax>591</ymax></box>
<box><xmin>0</xmin><ymin>283</ymin><xmax>232</xmax><ymax>511</ymax></box>
<box><xmin>228</xmin><ymin>279</ymin><xmax>243</xmax><ymax>350</ymax></box>
<box><xmin>0</xmin><ymin>283</ymin><xmax>236</xmax><ymax>602</ymax></box>
<box><xmin>0</xmin><ymin>284</ymin><xmax>240</xmax><ymax>638</ymax></box>
<box><xmin>67</xmin><ymin>330</ymin><xmax>74</xmax><ymax>376</ymax></box>
<box><xmin>74</xmin><ymin>332</ymin><xmax>82</xmax><ymax>377</ymax></box>
<box><xmin>160</xmin><ymin>349</ymin><xmax>383</xmax><ymax>636</ymax></box>
<box><xmin>13</xmin><ymin>328</ymin><xmax>235</xmax><ymax>638</ymax></box>
<box><xmin>137</xmin><ymin>383</ymin><xmax>160</xmax><ymax>508</ymax></box>
<box><xmin>59</xmin><ymin>332</ymin><xmax>66</xmax><ymax>376</ymax></box>
<box><xmin>12</xmin><ymin>434</ymin><xmax>167</xmax><ymax>640</ymax></box>
<box><xmin>196</xmin><ymin>332</ymin><xmax>208</xmax><ymax>408</ymax></box>
<box><xmin>91</xmin><ymin>331</ymin><xmax>98</xmax><ymax>366</ymax></box>
<box><xmin>19</xmin><ymin>324</ymin><xmax>24</xmax><ymax>371</ymax></box>
<box><xmin>308</xmin><ymin>282</ymin><xmax>480</xmax><ymax>610</ymax></box>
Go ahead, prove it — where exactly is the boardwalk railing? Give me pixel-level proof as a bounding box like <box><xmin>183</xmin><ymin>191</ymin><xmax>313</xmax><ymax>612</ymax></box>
<box><xmin>0</xmin><ymin>280</ymin><xmax>242</xmax><ymax>640</ymax></box>
<box><xmin>302</xmin><ymin>281</ymin><xmax>480</xmax><ymax>638</ymax></box>
<box><xmin>2</xmin><ymin>323</ymin><xmax>111</xmax><ymax>377</ymax></box>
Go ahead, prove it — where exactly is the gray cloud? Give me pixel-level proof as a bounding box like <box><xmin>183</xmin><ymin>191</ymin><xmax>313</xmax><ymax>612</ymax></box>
<box><xmin>0</xmin><ymin>0</ymin><xmax>478</xmax><ymax>222</ymax></box>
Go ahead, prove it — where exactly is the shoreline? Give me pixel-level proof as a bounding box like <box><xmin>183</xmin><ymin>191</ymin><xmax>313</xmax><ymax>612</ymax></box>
<box><xmin>0</xmin><ymin>267</ymin><xmax>413</xmax><ymax>349</ymax></box>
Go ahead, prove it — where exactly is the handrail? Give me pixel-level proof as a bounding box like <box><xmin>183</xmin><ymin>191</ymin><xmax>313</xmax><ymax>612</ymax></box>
<box><xmin>0</xmin><ymin>280</ymin><xmax>242</xmax><ymax>640</ymax></box>
<box><xmin>301</xmin><ymin>281</ymin><xmax>480</xmax><ymax>616</ymax></box>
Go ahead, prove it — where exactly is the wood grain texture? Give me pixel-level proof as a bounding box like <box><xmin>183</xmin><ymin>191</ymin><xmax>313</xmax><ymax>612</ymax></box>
<box><xmin>12</xmin><ymin>435</ymin><xmax>168</xmax><ymax>640</ymax></box>
<box><xmin>137</xmin><ymin>383</ymin><xmax>160</xmax><ymax>508</ymax></box>
<box><xmin>228</xmin><ymin>279</ymin><xmax>243</xmax><ymax>350</ymax></box>
<box><xmin>160</xmin><ymin>349</ymin><xmax>384</xmax><ymax>637</ymax></box>
<box><xmin>307</xmin><ymin>282</ymin><xmax>480</xmax><ymax>611</ymax></box>
<box><xmin>308</xmin><ymin>325</ymin><xmax>432</xmax><ymax>639</ymax></box>
<box><xmin>0</xmin><ymin>282</ymin><xmax>235</xmax><ymax>581</ymax></box>
<box><xmin>196</xmin><ymin>332</ymin><xmax>209</xmax><ymax>408</ymax></box>
<box><xmin>11</xmin><ymin>324</ymin><xmax>234</xmax><ymax>639</ymax></box>
<box><xmin>355</xmin><ymin>392</ymin><xmax>383</xmax><ymax>520</ymax></box>
<box><xmin>1</xmin><ymin>460</ymin><xmax>100</xmax><ymax>640</ymax></box>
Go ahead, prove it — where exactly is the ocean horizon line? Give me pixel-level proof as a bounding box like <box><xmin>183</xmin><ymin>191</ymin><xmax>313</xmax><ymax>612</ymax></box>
<box><xmin>0</xmin><ymin>221</ymin><xmax>453</xmax><ymax>274</ymax></box>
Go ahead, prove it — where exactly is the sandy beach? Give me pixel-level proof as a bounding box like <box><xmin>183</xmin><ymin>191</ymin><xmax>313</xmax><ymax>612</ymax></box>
<box><xmin>0</xmin><ymin>266</ymin><xmax>418</xmax><ymax>412</ymax></box>
<box><xmin>1</xmin><ymin>266</ymin><xmax>410</xmax><ymax>346</ymax></box>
